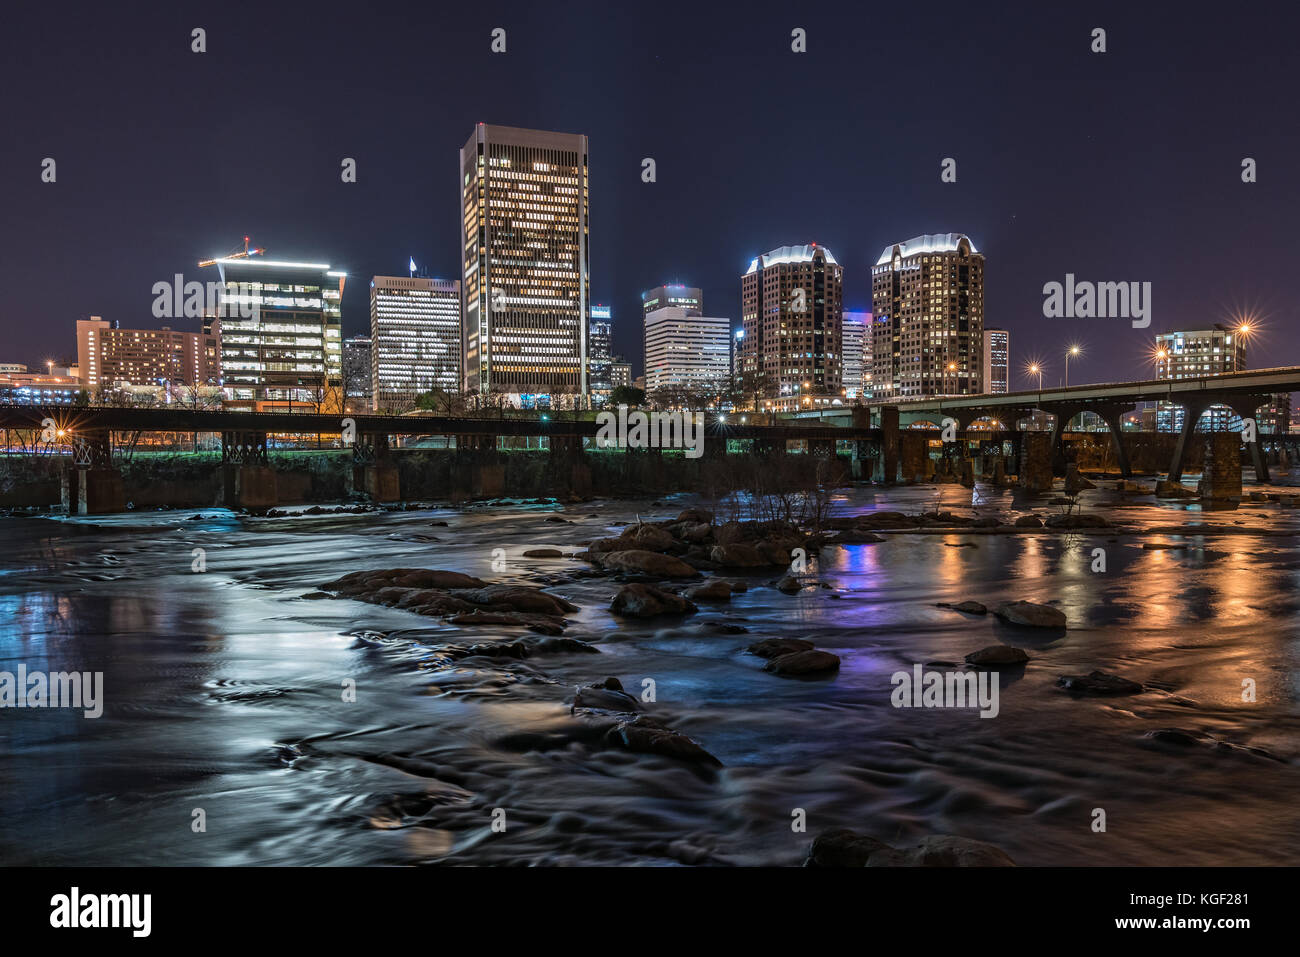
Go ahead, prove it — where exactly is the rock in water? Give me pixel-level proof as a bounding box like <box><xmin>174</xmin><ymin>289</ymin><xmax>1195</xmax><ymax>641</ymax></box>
<box><xmin>685</xmin><ymin>579</ymin><xmax>732</xmax><ymax>601</ymax></box>
<box><xmin>598</xmin><ymin>549</ymin><xmax>699</xmax><ymax>578</ymax></box>
<box><xmin>804</xmin><ymin>830</ymin><xmax>1014</xmax><ymax>867</ymax></box>
<box><xmin>776</xmin><ymin>574</ymin><xmax>802</xmax><ymax>594</ymax></box>
<box><xmin>748</xmin><ymin>637</ymin><xmax>815</xmax><ymax>659</ymax></box>
<box><xmin>994</xmin><ymin>601</ymin><xmax>1067</xmax><ymax>628</ymax></box>
<box><xmin>610</xmin><ymin>583</ymin><xmax>697</xmax><ymax>618</ymax></box>
<box><xmin>1057</xmin><ymin>670</ymin><xmax>1144</xmax><ymax>695</ymax></box>
<box><xmin>964</xmin><ymin>644</ymin><xmax>1030</xmax><ymax>666</ymax></box>
<box><xmin>939</xmin><ymin>600</ymin><xmax>988</xmax><ymax>615</ymax></box>
<box><xmin>572</xmin><ymin>677</ymin><xmax>641</xmax><ymax>713</ymax></box>
<box><xmin>606</xmin><ymin>717</ymin><xmax>722</xmax><ymax>767</ymax></box>
<box><xmin>764</xmin><ymin>649</ymin><xmax>840</xmax><ymax>677</ymax></box>
<box><xmin>804</xmin><ymin>829</ymin><xmax>893</xmax><ymax>867</ymax></box>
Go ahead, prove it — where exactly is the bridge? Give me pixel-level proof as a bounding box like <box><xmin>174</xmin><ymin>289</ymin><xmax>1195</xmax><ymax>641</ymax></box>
<box><xmin>1</xmin><ymin>365</ymin><xmax>1294</xmax><ymax>513</ymax></box>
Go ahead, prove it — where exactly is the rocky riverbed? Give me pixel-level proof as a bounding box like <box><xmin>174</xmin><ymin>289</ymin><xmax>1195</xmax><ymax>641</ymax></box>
<box><xmin>2</xmin><ymin>479</ymin><xmax>1299</xmax><ymax>866</ymax></box>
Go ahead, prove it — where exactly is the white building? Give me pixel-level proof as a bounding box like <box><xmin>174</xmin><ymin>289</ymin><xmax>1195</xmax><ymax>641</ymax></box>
<box><xmin>643</xmin><ymin>306</ymin><xmax>731</xmax><ymax>394</ymax></box>
<box><xmin>369</xmin><ymin>276</ymin><xmax>460</xmax><ymax>409</ymax></box>
<box><xmin>982</xmin><ymin>327</ymin><xmax>1009</xmax><ymax>394</ymax></box>
<box><xmin>841</xmin><ymin>311</ymin><xmax>870</xmax><ymax>399</ymax></box>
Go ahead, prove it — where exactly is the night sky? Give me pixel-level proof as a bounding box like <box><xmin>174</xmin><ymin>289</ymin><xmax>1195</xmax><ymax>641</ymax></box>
<box><xmin>3</xmin><ymin>0</ymin><xmax>1297</xmax><ymax>387</ymax></box>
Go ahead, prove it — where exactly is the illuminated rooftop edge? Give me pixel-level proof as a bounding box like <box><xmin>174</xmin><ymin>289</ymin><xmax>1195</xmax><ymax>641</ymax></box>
<box><xmin>875</xmin><ymin>233</ymin><xmax>978</xmax><ymax>266</ymax></box>
<box><xmin>745</xmin><ymin>244</ymin><xmax>838</xmax><ymax>275</ymax></box>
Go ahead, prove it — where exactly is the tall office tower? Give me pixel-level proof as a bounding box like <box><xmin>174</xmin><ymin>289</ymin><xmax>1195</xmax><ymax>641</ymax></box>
<box><xmin>739</xmin><ymin>244</ymin><xmax>843</xmax><ymax>403</ymax></box>
<box><xmin>77</xmin><ymin>317</ymin><xmax>220</xmax><ymax>390</ymax></box>
<box><xmin>611</xmin><ymin>360</ymin><xmax>632</xmax><ymax>388</ymax></box>
<box><xmin>589</xmin><ymin>304</ymin><xmax>613</xmax><ymax>403</ymax></box>
<box><xmin>643</xmin><ymin>306</ymin><xmax>731</xmax><ymax>394</ymax></box>
<box><xmin>460</xmin><ymin>123</ymin><xmax>589</xmax><ymax>407</ymax></box>
<box><xmin>206</xmin><ymin>255</ymin><xmax>344</xmax><ymax>411</ymax></box>
<box><xmin>870</xmin><ymin>233</ymin><xmax>984</xmax><ymax>399</ymax></box>
<box><xmin>841</xmin><ymin>311</ymin><xmax>871</xmax><ymax>400</ymax></box>
<box><xmin>1154</xmin><ymin>323</ymin><xmax>1249</xmax><ymax>432</ymax></box>
<box><xmin>641</xmin><ymin>284</ymin><xmax>702</xmax><ymax>318</ymax></box>
<box><xmin>342</xmin><ymin>335</ymin><xmax>373</xmax><ymax>409</ymax></box>
<box><xmin>369</xmin><ymin>276</ymin><xmax>461</xmax><ymax>410</ymax></box>
<box><xmin>982</xmin><ymin>327</ymin><xmax>1010</xmax><ymax>394</ymax></box>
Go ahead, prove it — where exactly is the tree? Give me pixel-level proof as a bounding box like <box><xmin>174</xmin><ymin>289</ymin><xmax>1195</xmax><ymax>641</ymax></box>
<box><xmin>609</xmin><ymin>385</ymin><xmax>646</xmax><ymax>408</ymax></box>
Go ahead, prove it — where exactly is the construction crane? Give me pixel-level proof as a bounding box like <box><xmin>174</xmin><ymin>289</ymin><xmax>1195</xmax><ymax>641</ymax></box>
<box><xmin>199</xmin><ymin>236</ymin><xmax>264</xmax><ymax>267</ymax></box>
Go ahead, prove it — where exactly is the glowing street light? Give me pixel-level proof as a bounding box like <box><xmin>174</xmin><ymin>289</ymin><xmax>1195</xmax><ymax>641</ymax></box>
<box><xmin>1064</xmin><ymin>344</ymin><xmax>1082</xmax><ymax>387</ymax></box>
<box><xmin>1027</xmin><ymin>362</ymin><xmax>1044</xmax><ymax>391</ymax></box>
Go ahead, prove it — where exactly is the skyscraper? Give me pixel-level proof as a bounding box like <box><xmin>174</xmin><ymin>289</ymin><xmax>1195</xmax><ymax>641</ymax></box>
<box><xmin>460</xmin><ymin>123</ymin><xmax>589</xmax><ymax>407</ymax></box>
<box><xmin>206</xmin><ymin>256</ymin><xmax>344</xmax><ymax>412</ymax></box>
<box><xmin>739</xmin><ymin>244</ymin><xmax>843</xmax><ymax>405</ymax></box>
<box><xmin>841</xmin><ymin>311</ymin><xmax>871</xmax><ymax>400</ymax></box>
<box><xmin>369</xmin><ymin>276</ymin><xmax>461</xmax><ymax>410</ymax></box>
<box><xmin>643</xmin><ymin>306</ymin><xmax>731</xmax><ymax>394</ymax></box>
<box><xmin>589</xmin><ymin>304</ymin><xmax>613</xmax><ymax>404</ymax></box>
<box><xmin>641</xmin><ymin>284</ymin><xmax>702</xmax><ymax>318</ymax></box>
<box><xmin>870</xmin><ymin>233</ymin><xmax>984</xmax><ymax>398</ymax></box>
<box><xmin>342</xmin><ymin>335</ymin><xmax>372</xmax><ymax>411</ymax></box>
<box><xmin>982</xmin><ymin>327</ymin><xmax>1010</xmax><ymax>394</ymax></box>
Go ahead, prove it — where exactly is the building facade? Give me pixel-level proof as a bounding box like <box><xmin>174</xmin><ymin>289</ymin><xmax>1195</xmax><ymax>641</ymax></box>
<box><xmin>1153</xmin><ymin>323</ymin><xmax>1270</xmax><ymax>432</ymax></box>
<box><xmin>206</xmin><ymin>256</ymin><xmax>344</xmax><ymax>412</ymax></box>
<box><xmin>870</xmin><ymin>233</ymin><xmax>984</xmax><ymax>398</ymax></box>
<box><xmin>611</xmin><ymin>361</ymin><xmax>632</xmax><ymax>389</ymax></box>
<box><xmin>589</xmin><ymin>304</ymin><xmax>613</xmax><ymax>404</ymax></box>
<box><xmin>841</xmin><ymin>310</ymin><xmax>871</xmax><ymax>400</ymax></box>
<box><xmin>982</xmin><ymin>327</ymin><xmax>1010</xmax><ymax>394</ymax></box>
<box><xmin>739</xmin><ymin>244</ymin><xmax>843</xmax><ymax>405</ymax></box>
<box><xmin>643</xmin><ymin>306</ymin><xmax>731</xmax><ymax>395</ymax></box>
<box><xmin>369</xmin><ymin>276</ymin><xmax>460</xmax><ymax>410</ymax></box>
<box><xmin>460</xmin><ymin>123</ymin><xmax>589</xmax><ymax>406</ymax></box>
<box><xmin>76</xmin><ymin>317</ymin><xmax>220</xmax><ymax>392</ymax></box>
<box><xmin>342</xmin><ymin>335</ymin><xmax>372</xmax><ymax>410</ymax></box>
<box><xmin>641</xmin><ymin>284</ymin><xmax>702</xmax><ymax>318</ymax></box>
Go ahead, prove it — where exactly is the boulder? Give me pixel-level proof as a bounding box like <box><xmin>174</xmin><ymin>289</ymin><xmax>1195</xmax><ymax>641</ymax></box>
<box><xmin>685</xmin><ymin>579</ymin><xmax>732</xmax><ymax>601</ymax></box>
<box><xmin>709</xmin><ymin>543</ymin><xmax>771</xmax><ymax>568</ymax></box>
<box><xmin>675</xmin><ymin>507</ymin><xmax>714</xmax><ymax>525</ymax></box>
<box><xmin>610</xmin><ymin>583</ymin><xmax>698</xmax><ymax>618</ymax></box>
<box><xmin>803</xmin><ymin>829</ymin><xmax>893</xmax><ymax>867</ymax></box>
<box><xmin>764</xmin><ymin>649</ymin><xmax>840</xmax><ymax>677</ymax></box>
<box><xmin>994</xmin><ymin>601</ymin><xmax>1066</xmax><ymax>628</ymax></box>
<box><xmin>748</xmin><ymin>637</ymin><xmax>815</xmax><ymax>659</ymax></box>
<box><xmin>1013</xmin><ymin>515</ymin><xmax>1042</xmax><ymax>528</ymax></box>
<box><xmin>938</xmin><ymin>600</ymin><xmax>988</xmax><ymax>615</ymax></box>
<box><xmin>606</xmin><ymin>716</ymin><xmax>721</xmax><ymax>767</ymax></box>
<box><xmin>572</xmin><ymin>677</ymin><xmax>641</xmax><ymax>713</ymax></box>
<box><xmin>804</xmin><ymin>830</ymin><xmax>1014</xmax><ymax>867</ymax></box>
<box><xmin>964</xmin><ymin>644</ymin><xmax>1030</xmax><ymax>666</ymax></box>
<box><xmin>597</xmin><ymin>549</ymin><xmax>699</xmax><ymax>578</ymax></box>
<box><xmin>453</xmin><ymin>584</ymin><xmax>579</xmax><ymax>615</ymax></box>
<box><xmin>776</xmin><ymin>574</ymin><xmax>803</xmax><ymax>594</ymax></box>
<box><xmin>522</xmin><ymin>548</ymin><xmax>564</xmax><ymax>558</ymax></box>
<box><xmin>1056</xmin><ymin>670</ymin><xmax>1144</xmax><ymax>695</ymax></box>
<box><xmin>1155</xmin><ymin>480</ymin><xmax>1197</xmax><ymax>499</ymax></box>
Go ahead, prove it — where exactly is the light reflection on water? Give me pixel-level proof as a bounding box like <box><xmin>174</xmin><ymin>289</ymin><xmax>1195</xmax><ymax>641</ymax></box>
<box><xmin>1</xmin><ymin>483</ymin><xmax>1299</xmax><ymax>866</ymax></box>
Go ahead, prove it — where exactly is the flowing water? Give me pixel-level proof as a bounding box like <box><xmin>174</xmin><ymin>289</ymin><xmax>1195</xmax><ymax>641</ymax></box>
<box><xmin>2</xmin><ymin>483</ymin><xmax>1299</xmax><ymax>866</ymax></box>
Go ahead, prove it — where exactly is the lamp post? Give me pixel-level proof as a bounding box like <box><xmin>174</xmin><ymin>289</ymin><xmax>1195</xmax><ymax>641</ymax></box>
<box><xmin>1029</xmin><ymin>363</ymin><xmax>1043</xmax><ymax>391</ymax></box>
<box><xmin>1064</xmin><ymin>345</ymin><xmax>1080</xmax><ymax>387</ymax></box>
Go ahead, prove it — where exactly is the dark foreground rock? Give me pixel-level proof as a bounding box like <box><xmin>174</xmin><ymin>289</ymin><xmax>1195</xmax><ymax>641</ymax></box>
<box><xmin>764</xmin><ymin>649</ymin><xmax>840</xmax><ymax>677</ymax></box>
<box><xmin>572</xmin><ymin>677</ymin><xmax>641</xmax><ymax>714</ymax></box>
<box><xmin>748</xmin><ymin>637</ymin><xmax>815</xmax><ymax>659</ymax></box>
<box><xmin>994</xmin><ymin>601</ymin><xmax>1067</xmax><ymax>628</ymax></box>
<box><xmin>606</xmin><ymin>716</ymin><xmax>722</xmax><ymax>767</ymax></box>
<box><xmin>610</xmin><ymin>583</ymin><xmax>697</xmax><ymax>618</ymax></box>
<box><xmin>964</xmin><ymin>644</ymin><xmax>1030</xmax><ymax>666</ymax></box>
<box><xmin>1057</xmin><ymin>670</ymin><xmax>1144</xmax><ymax>695</ymax></box>
<box><xmin>939</xmin><ymin>600</ymin><xmax>988</xmax><ymax>615</ymax></box>
<box><xmin>805</xmin><ymin>829</ymin><xmax>1014</xmax><ymax>867</ymax></box>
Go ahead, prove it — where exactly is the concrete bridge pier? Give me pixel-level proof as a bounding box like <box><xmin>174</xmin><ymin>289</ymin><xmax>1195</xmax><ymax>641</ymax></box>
<box><xmin>1167</xmin><ymin>399</ymin><xmax>1210</xmax><ymax>483</ymax></box>
<box><xmin>548</xmin><ymin>434</ymin><xmax>591</xmax><ymax>498</ymax></box>
<box><xmin>62</xmin><ymin>429</ymin><xmax>126</xmax><ymax>515</ymax></box>
<box><xmin>221</xmin><ymin>430</ymin><xmax>277</xmax><ymax>509</ymax></box>
<box><xmin>1094</xmin><ymin>403</ymin><xmax>1136</xmax><ymax>478</ymax></box>
<box><xmin>1227</xmin><ymin>396</ymin><xmax>1271</xmax><ymax>484</ymax></box>
<box><xmin>355</xmin><ymin>432</ymin><xmax>399</xmax><ymax>502</ymax></box>
<box><xmin>1049</xmin><ymin>404</ymin><xmax>1085</xmax><ymax>476</ymax></box>
<box><xmin>878</xmin><ymin>406</ymin><xmax>900</xmax><ymax>484</ymax></box>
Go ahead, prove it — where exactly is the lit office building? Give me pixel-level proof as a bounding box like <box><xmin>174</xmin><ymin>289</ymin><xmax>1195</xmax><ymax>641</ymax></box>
<box><xmin>342</xmin><ymin>335</ymin><xmax>372</xmax><ymax>409</ymax></box>
<box><xmin>982</xmin><ymin>327</ymin><xmax>1010</xmax><ymax>394</ymax></box>
<box><xmin>841</xmin><ymin>311</ymin><xmax>871</xmax><ymax>399</ymax></box>
<box><xmin>870</xmin><ymin>233</ymin><xmax>984</xmax><ymax>398</ymax></box>
<box><xmin>611</xmin><ymin>360</ymin><xmax>632</xmax><ymax>389</ymax></box>
<box><xmin>460</xmin><ymin>123</ymin><xmax>589</xmax><ymax>406</ymax></box>
<box><xmin>643</xmin><ymin>307</ymin><xmax>731</xmax><ymax>394</ymax></box>
<box><xmin>369</xmin><ymin>276</ymin><xmax>460</xmax><ymax>409</ymax></box>
<box><xmin>589</xmin><ymin>304</ymin><xmax>613</xmax><ymax>403</ymax></box>
<box><xmin>205</xmin><ymin>255</ymin><xmax>344</xmax><ymax>412</ymax></box>
<box><xmin>641</xmin><ymin>284</ymin><xmax>702</xmax><ymax>318</ymax></box>
<box><xmin>1153</xmin><ymin>323</ymin><xmax>1263</xmax><ymax>432</ymax></box>
<box><xmin>739</xmin><ymin>244</ymin><xmax>843</xmax><ymax>405</ymax></box>
<box><xmin>76</xmin><ymin>317</ymin><xmax>219</xmax><ymax>390</ymax></box>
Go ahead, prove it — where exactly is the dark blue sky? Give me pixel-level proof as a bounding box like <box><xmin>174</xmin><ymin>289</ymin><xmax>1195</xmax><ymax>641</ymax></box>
<box><xmin>3</xmin><ymin>0</ymin><xmax>1296</xmax><ymax>386</ymax></box>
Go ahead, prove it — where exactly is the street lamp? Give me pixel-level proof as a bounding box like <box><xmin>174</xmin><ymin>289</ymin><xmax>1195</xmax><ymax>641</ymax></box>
<box><xmin>1028</xmin><ymin>362</ymin><xmax>1043</xmax><ymax>391</ymax></box>
<box><xmin>1064</xmin><ymin>345</ymin><xmax>1081</xmax><ymax>387</ymax></box>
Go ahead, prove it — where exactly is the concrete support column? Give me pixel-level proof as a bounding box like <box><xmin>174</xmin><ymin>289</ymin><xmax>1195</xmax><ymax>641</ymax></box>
<box><xmin>1168</xmin><ymin>401</ymin><xmax>1209</xmax><ymax>482</ymax></box>
<box><xmin>880</xmin><ymin>405</ymin><xmax>900</xmax><ymax>484</ymax></box>
<box><xmin>1095</xmin><ymin>404</ymin><xmax>1136</xmax><ymax>478</ymax></box>
<box><xmin>1020</xmin><ymin>432</ymin><xmax>1053</xmax><ymax>492</ymax></box>
<box><xmin>1198</xmin><ymin>431</ymin><xmax>1242</xmax><ymax>501</ymax></box>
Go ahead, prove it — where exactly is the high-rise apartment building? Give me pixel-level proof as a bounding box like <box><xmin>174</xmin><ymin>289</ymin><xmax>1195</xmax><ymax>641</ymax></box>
<box><xmin>369</xmin><ymin>276</ymin><xmax>460</xmax><ymax>409</ymax></box>
<box><xmin>206</xmin><ymin>256</ymin><xmax>344</xmax><ymax>411</ymax></box>
<box><xmin>841</xmin><ymin>310</ymin><xmax>871</xmax><ymax>399</ymax></box>
<box><xmin>342</xmin><ymin>335</ymin><xmax>372</xmax><ymax>408</ymax></box>
<box><xmin>641</xmin><ymin>284</ymin><xmax>702</xmax><ymax>318</ymax></box>
<box><xmin>739</xmin><ymin>244</ymin><xmax>843</xmax><ymax>403</ymax></box>
<box><xmin>643</xmin><ymin>307</ymin><xmax>731</xmax><ymax>394</ymax></box>
<box><xmin>460</xmin><ymin>123</ymin><xmax>589</xmax><ymax>406</ymax></box>
<box><xmin>611</xmin><ymin>361</ymin><xmax>632</xmax><ymax>389</ymax></box>
<box><xmin>982</xmin><ymin>327</ymin><xmax>1010</xmax><ymax>394</ymax></box>
<box><xmin>589</xmin><ymin>304</ymin><xmax>613</xmax><ymax>403</ymax></box>
<box><xmin>870</xmin><ymin>233</ymin><xmax>984</xmax><ymax>398</ymax></box>
<box><xmin>77</xmin><ymin>317</ymin><xmax>220</xmax><ymax>390</ymax></box>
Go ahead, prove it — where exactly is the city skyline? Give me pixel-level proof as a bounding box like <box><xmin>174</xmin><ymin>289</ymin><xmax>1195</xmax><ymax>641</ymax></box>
<box><xmin>3</xmin><ymin>3</ymin><xmax>1295</xmax><ymax>392</ymax></box>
